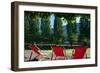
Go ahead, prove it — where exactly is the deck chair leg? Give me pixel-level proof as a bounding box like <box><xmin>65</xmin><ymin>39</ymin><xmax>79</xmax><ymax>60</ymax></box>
<box><xmin>55</xmin><ymin>56</ymin><xmax>56</xmax><ymax>60</ymax></box>
<box><xmin>86</xmin><ymin>53</ymin><xmax>87</xmax><ymax>58</ymax></box>
<box><xmin>29</xmin><ymin>52</ymin><xmax>33</xmax><ymax>61</ymax></box>
<box><xmin>64</xmin><ymin>48</ymin><xmax>67</xmax><ymax>60</ymax></box>
<box><xmin>64</xmin><ymin>56</ymin><xmax>66</xmax><ymax>60</ymax></box>
<box><xmin>51</xmin><ymin>53</ymin><xmax>53</xmax><ymax>60</ymax></box>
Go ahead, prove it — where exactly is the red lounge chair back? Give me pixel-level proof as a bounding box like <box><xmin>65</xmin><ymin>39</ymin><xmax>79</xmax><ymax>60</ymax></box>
<box><xmin>51</xmin><ymin>45</ymin><xmax>64</xmax><ymax>56</ymax></box>
<box><xmin>28</xmin><ymin>44</ymin><xmax>40</xmax><ymax>55</ymax></box>
<box><xmin>72</xmin><ymin>46</ymin><xmax>87</xmax><ymax>59</ymax></box>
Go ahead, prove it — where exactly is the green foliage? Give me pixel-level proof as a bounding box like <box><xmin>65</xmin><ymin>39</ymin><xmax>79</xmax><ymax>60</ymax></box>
<box><xmin>41</xmin><ymin>16</ymin><xmax>51</xmax><ymax>39</ymax></box>
<box><xmin>24</xmin><ymin>11</ymin><xmax>90</xmax><ymax>49</ymax></box>
<box><xmin>79</xmin><ymin>15</ymin><xmax>90</xmax><ymax>46</ymax></box>
<box><xmin>54</xmin><ymin>17</ymin><xmax>64</xmax><ymax>44</ymax></box>
<box><xmin>24</xmin><ymin>11</ymin><xmax>40</xmax><ymax>43</ymax></box>
<box><xmin>66</xmin><ymin>16</ymin><xmax>77</xmax><ymax>46</ymax></box>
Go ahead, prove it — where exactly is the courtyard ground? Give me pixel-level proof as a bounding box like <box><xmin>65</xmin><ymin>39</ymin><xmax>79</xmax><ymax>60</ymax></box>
<box><xmin>24</xmin><ymin>48</ymin><xmax>90</xmax><ymax>62</ymax></box>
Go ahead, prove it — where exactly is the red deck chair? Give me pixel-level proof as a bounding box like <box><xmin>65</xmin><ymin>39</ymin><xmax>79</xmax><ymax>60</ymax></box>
<box><xmin>28</xmin><ymin>44</ymin><xmax>48</xmax><ymax>61</ymax></box>
<box><xmin>72</xmin><ymin>46</ymin><xmax>87</xmax><ymax>59</ymax></box>
<box><xmin>51</xmin><ymin>45</ymin><xmax>66</xmax><ymax>60</ymax></box>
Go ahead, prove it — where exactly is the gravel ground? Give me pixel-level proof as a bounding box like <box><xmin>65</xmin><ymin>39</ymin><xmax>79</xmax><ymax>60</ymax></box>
<box><xmin>24</xmin><ymin>48</ymin><xmax>90</xmax><ymax>62</ymax></box>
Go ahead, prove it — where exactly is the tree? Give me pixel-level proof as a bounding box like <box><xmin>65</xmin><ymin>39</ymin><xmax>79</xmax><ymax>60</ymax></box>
<box><xmin>55</xmin><ymin>13</ymin><xmax>78</xmax><ymax>46</ymax></box>
<box><xmin>24</xmin><ymin>11</ymin><xmax>40</xmax><ymax>43</ymax></box>
<box><xmin>41</xmin><ymin>13</ymin><xmax>51</xmax><ymax>43</ymax></box>
<box><xmin>54</xmin><ymin>16</ymin><xmax>64</xmax><ymax>44</ymax></box>
<box><xmin>24</xmin><ymin>11</ymin><xmax>32</xmax><ymax>43</ymax></box>
<box><xmin>65</xmin><ymin>14</ymin><xmax>77</xmax><ymax>46</ymax></box>
<box><xmin>79</xmin><ymin>15</ymin><xmax>90</xmax><ymax>47</ymax></box>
